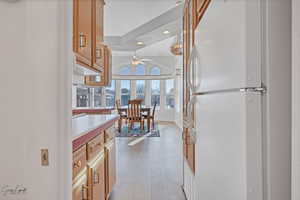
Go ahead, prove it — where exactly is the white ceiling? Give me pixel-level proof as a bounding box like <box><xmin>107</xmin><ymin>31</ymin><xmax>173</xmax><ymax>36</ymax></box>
<box><xmin>137</xmin><ymin>36</ymin><xmax>176</xmax><ymax>56</ymax></box>
<box><xmin>104</xmin><ymin>1</ymin><xmax>180</xmax><ymax>36</ymax></box>
<box><xmin>104</xmin><ymin>0</ymin><xmax>183</xmax><ymax>72</ymax></box>
<box><xmin>104</xmin><ymin>1</ymin><xmax>183</xmax><ymax>51</ymax></box>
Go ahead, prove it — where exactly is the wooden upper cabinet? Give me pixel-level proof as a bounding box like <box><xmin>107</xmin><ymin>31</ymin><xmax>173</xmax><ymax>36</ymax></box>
<box><xmin>92</xmin><ymin>0</ymin><xmax>105</xmax><ymax>71</ymax></box>
<box><xmin>73</xmin><ymin>0</ymin><xmax>106</xmax><ymax>73</ymax></box>
<box><xmin>84</xmin><ymin>45</ymin><xmax>112</xmax><ymax>87</ymax></box>
<box><xmin>73</xmin><ymin>0</ymin><xmax>93</xmax><ymax>68</ymax></box>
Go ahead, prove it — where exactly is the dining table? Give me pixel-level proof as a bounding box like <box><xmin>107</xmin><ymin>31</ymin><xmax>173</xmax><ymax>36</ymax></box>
<box><xmin>118</xmin><ymin>106</ymin><xmax>152</xmax><ymax>132</ymax></box>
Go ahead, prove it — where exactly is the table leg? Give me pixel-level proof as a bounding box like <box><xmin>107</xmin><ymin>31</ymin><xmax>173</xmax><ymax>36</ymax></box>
<box><xmin>118</xmin><ymin>119</ymin><xmax>122</xmax><ymax>132</ymax></box>
<box><xmin>147</xmin><ymin>117</ymin><xmax>150</xmax><ymax>132</ymax></box>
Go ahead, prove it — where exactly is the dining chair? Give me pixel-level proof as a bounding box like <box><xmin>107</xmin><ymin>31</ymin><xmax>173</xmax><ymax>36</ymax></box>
<box><xmin>143</xmin><ymin>101</ymin><xmax>157</xmax><ymax>130</ymax></box>
<box><xmin>116</xmin><ymin>99</ymin><xmax>127</xmax><ymax>132</ymax></box>
<box><xmin>127</xmin><ymin>99</ymin><xmax>144</xmax><ymax>131</ymax></box>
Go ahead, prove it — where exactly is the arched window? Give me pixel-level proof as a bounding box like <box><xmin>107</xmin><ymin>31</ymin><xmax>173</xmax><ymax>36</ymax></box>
<box><xmin>119</xmin><ymin>65</ymin><xmax>131</xmax><ymax>75</ymax></box>
<box><xmin>150</xmin><ymin>67</ymin><xmax>161</xmax><ymax>106</ymax></box>
<box><xmin>135</xmin><ymin>64</ymin><xmax>146</xmax><ymax>104</ymax></box>
<box><xmin>135</xmin><ymin>64</ymin><xmax>146</xmax><ymax>75</ymax></box>
<box><xmin>150</xmin><ymin>67</ymin><xmax>161</xmax><ymax>75</ymax></box>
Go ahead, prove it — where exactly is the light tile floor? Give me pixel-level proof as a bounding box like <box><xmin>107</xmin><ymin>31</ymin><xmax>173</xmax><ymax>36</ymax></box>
<box><xmin>110</xmin><ymin>124</ymin><xmax>186</xmax><ymax>200</ymax></box>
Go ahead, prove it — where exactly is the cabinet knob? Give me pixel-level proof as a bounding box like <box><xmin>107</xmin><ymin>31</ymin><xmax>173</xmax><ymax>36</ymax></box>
<box><xmin>73</xmin><ymin>160</ymin><xmax>82</xmax><ymax>169</ymax></box>
<box><xmin>96</xmin><ymin>142</ymin><xmax>102</xmax><ymax>147</ymax></box>
<box><xmin>96</xmin><ymin>48</ymin><xmax>103</xmax><ymax>59</ymax></box>
<box><xmin>79</xmin><ymin>32</ymin><xmax>87</xmax><ymax>48</ymax></box>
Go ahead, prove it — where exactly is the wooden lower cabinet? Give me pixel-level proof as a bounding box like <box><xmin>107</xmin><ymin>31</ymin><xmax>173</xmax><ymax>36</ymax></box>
<box><xmin>73</xmin><ymin>174</ymin><xmax>88</xmax><ymax>200</ymax></box>
<box><xmin>105</xmin><ymin>139</ymin><xmax>116</xmax><ymax>199</ymax></box>
<box><xmin>88</xmin><ymin>153</ymin><xmax>106</xmax><ymax>200</ymax></box>
<box><xmin>73</xmin><ymin>125</ymin><xmax>117</xmax><ymax>200</ymax></box>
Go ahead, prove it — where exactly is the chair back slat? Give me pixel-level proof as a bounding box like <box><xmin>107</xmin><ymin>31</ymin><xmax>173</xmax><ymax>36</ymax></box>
<box><xmin>128</xmin><ymin>100</ymin><xmax>142</xmax><ymax>120</ymax></box>
<box><xmin>116</xmin><ymin>100</ymin><xmax>123</xmax><ymax>115</ymax></box>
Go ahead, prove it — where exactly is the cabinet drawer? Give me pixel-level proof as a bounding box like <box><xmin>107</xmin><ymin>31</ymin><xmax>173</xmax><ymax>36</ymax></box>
<box><xmin>87</xmin><ymin>133</ymin><xmax>105</xmax><ymax>161</ymax></box>
<box><xmin>105</xmin><ymin>126</ymin><xmax>116</xmax><ymax>142</ymax></box>
<box><xmin>73</xmin><ymin>145</ymin><xmax>87</xmax><ymax>179</ymax></box>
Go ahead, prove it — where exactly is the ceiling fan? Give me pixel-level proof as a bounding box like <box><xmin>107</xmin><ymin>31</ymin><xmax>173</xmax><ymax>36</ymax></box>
<box><xmin>131</xmin><ymin>52</ymin><xmax>152</xmax><ymax>66</ymax></box>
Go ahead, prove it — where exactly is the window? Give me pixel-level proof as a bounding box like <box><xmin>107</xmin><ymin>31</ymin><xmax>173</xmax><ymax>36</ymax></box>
<box><xmin>135</xmin><ymin>64</ymin><xmax>146</xmax><ymax>75</ymax></box>
<box><xmin>136</xmin><ymin>80</ymin><xmax>145</xmax><ymax>104</ymax></box>
<box><xmin>151</xmin><ymin>67</ymin><xmax>161</xmax><ymax>106</ymax></box>
<box><xmin>120</xmin><ymin>66</ymin><xmax>131</xmax><ymax>75</ymax></box>
<box><xmin>76</xmin><ymin>87</ymin><xmax>92</xmax><ymax>107</ymax></box>
<box><xmin>121</xmin><ymin>80</ymin><xmax>131</xmax><ymax>106</ymax></box>
<box><xmin>105</xmin><ymin>80</ymin><xmax>115</xmax><ymax>107</ymax></box>
<box><xmin>151</xmin><ymin>80</ymin><xmax>160</xmax><ymax>106</ymax></box>
<box><xmin>166</xmin><ymin>79</ymin><xmax>175</xmax><ymax>109</ymax></box>
<box><xmin>150</xmin><ymin>67</ymin><xmax>160</xmax><ymax>75</ymax></box>
<box><xmin>134</xmin><ymin>64</ymin><xmax>146</xmax><ymax>104</ymax></box>
<box><xmin>94</xmin><ymin>87</ymin><xmax>103</xmax><ymax>107</ymax></box>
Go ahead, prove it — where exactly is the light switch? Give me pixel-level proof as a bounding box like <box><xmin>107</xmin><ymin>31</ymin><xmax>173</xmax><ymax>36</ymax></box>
<box><xmin>41</xmin><ymin>149</ymin><xmax>49</xmax><ymax>166</ymax></box>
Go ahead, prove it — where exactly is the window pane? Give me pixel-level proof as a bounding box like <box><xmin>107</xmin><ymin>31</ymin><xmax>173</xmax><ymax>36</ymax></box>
<box><xmin>106</xmin><ymin>80</ymin><xmax>115</xmax><ymax>108</ymax></box>
<box><xmin>76</xmin><ymin>87</ymin><xmax>91</xmax><ymax>107</ymax></box>
<box><xmin>166</xmin><ymin>79</ymin><xmax>175</xmax><ymax>109</ymax></box>
<box><xmin>120</xmin><ymin>66</ymin><xmax>131</xmax><ymax>75</ymax></box>
<box><xmin>94</xmin><ymin>88</ymin><xmax>103</xmax><ymax>107</ymax></box>
<box><xmin>151</xmin><ymin>80</ymin><xmax>160</xmax><ymax>106</ymax></box>
<box><xmin>135</xmin><ymin>64</ymin><xmax>146</xmax><ymax>75</ymax></box>
<box><xmin>136</xmin><ymin>80</ymin><xmax>145</xmax><ymax>104</ymax></box>
<box><xmin>150</xmin><ymin>67</ymin><xmax>161</xmax><ymax>75</ymax></box>
<box><xmin>121</xmin><ymin>80</ymin><xmax>131</xmax><ymax>106</ymax></box>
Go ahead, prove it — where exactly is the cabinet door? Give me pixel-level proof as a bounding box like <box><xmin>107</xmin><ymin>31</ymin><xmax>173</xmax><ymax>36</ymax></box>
<box><xmin>105</xmin><ymin>139</ymin><xmax>116</xmax><ymax>198</ymax></box>
<box><xmin>88</xmin><ymin>154</ymin><xmax>106</xmax><ymax>200</ymax></box>
<box><xmin>73</xmin><ymin>175</ymin><xmax>88</xmax><ymax>200</ymax></box>
<box><xmin>85</xmin><ymin>46</ymin><xmax>112</xmax><ymax>87</ymax></box>
<box><xmin>92</xmin><ymin>0</ymin><xmax>105</xmax><ymax>70</ymax></box>
<box><xmin>73</xmin><ymin>0</ymin><xmax>93</xmax><ymax>68</ymax></box>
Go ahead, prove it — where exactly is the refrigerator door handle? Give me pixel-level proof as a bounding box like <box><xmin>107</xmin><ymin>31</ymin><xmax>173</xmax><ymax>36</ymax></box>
<box><xmin>187</xmin><ymin>47</ymin><xmax>201</xmax><ymax>94</ymax></box>
<box><xmin>192</xmin><ymin>86</ymin><xmax>267</xmax><ymax>96</ymax></box>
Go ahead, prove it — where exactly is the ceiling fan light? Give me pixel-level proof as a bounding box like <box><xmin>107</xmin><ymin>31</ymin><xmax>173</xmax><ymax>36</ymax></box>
<box><xmin>132</xmin><ymin>60</ymin><xmax>140</xmax><ymax>66</ymax></box>
<box><xmin>163</xmin><ymin>30</ymin><xmax>170</xmax><ymax>35</ymax></box>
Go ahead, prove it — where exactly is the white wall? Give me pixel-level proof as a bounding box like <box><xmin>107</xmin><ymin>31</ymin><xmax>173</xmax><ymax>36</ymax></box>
<box><xmin>292</xmin><ymin>0</ymin><xmax>300</xmax><ymax>199</ymax></box>
<box><xmin>0</xmin><ymin>1</ymin><xmax>72</xmax><ymax>200</ymax></box>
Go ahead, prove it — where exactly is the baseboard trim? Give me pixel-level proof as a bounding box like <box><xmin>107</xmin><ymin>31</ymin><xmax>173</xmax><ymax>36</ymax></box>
<box><xmin>156</xmin><ymin>120</ymin><xmax>176</xmax><ymax>125</ymax></box>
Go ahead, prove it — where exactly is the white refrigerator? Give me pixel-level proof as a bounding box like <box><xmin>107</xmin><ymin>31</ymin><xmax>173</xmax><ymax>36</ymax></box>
<box><xmin>183</xmin><ymin>0</ymin><xmax>264</xmax><ymax>200</ymax></box>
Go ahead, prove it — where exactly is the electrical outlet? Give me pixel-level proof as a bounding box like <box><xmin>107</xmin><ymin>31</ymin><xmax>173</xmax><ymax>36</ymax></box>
<box><xmin>41</xmin><ymin>149</ymin><xmax>49</xmax><ymax>166</ymax></box>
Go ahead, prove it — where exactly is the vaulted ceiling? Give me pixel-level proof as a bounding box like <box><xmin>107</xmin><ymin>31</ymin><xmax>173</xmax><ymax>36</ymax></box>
<box><xmin>104</xmin><ymin>0</ymin><xmax>183</xmax><ymax>55</ymax></box>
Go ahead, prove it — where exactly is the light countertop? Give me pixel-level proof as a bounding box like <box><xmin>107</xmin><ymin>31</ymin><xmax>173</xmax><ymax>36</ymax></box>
<box><xmin>72</xmin><ymin>114</ymin><xmax>119</xmax><ymax>151</ymax></box>
<box><xmin>72</xmin><ymin>114</ymin><xmax>118</xmax><ymax>139</ymax></box>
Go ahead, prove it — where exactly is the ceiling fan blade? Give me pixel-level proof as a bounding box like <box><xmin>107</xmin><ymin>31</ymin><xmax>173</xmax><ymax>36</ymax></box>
<box><xmin>140</xmin><ymin>59</ymin><xmax>151</xmax><ymax>62</ymax></box>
